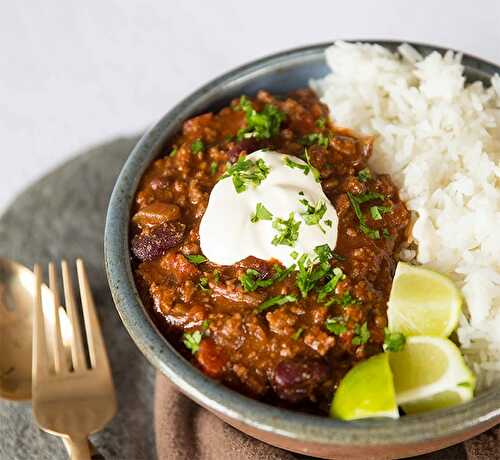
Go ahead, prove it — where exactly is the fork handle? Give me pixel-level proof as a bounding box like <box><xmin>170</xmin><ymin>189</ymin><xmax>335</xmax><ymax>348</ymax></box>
<box><xmin>66</xmin><ymin>436</ymin><xmax>91</xmax><ymax>460</ymax></box>
<box><xmin>63</xmin><ymin>438</ymin><xmax>104</xmax><ymax>459</ymax></box>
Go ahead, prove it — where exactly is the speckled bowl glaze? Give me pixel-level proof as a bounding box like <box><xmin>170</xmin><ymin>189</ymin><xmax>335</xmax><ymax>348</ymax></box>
<box><xmin>105</xmin><ymin>41</ymin><xmax>500</xmax><ymax>459</ymax></box>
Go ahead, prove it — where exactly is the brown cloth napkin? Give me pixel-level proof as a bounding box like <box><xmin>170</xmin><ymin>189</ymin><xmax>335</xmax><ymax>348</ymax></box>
<box><xmin>154</xmin><ymin>373</ymin><xmax>499</xmax><ymax>460</ymax></box>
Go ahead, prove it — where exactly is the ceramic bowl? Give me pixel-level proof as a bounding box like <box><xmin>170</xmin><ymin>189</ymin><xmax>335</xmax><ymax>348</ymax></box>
<box><xmin>104</xmin><ymin>41</ymin><xmax>500</xmax><ymax>459</ymax></box>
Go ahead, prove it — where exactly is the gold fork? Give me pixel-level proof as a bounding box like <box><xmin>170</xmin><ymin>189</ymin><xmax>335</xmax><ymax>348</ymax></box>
<box><xmin>32</xmin><ymin>259</ymin><xmax>117</xmax><ymax>459</ymax></box>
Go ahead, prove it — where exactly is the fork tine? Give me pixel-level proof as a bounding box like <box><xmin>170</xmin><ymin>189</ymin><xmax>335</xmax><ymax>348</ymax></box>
<box><xmin>61</xmin><ymin>260</ymin><xmax>87</xmax><ymax>371</ymax></box>
<box><xmin>33</xmin><ymin>264</ymin><xmax>49</xmax><ymax>379</ymax></box>
<box><xmin>76</xmin><ymin>259</ymin><xmax>110</xmax><ymax>371</ymax></box>
<box><xmin>48</xmin><ymin>262</ymin><xmax>66</xmax><ymax>373</ymax></box>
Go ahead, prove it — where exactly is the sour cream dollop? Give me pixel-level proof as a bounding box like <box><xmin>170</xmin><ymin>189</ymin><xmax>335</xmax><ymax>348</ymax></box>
<box><xmin>199</xmin><ymin>150</ymin><xmax>338</xmax><ymax>267</ymax></box>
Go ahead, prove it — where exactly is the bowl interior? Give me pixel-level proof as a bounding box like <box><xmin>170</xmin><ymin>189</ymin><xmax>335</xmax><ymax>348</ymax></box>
<box><xmin>105</xmin><ymin>41</ymin><xmax>500</xmax><ymax>447</ymax></box>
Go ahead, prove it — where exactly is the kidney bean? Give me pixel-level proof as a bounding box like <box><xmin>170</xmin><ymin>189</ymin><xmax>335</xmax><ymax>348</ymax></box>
<box><xmin>131</xmin><ymin>222</ymin><xmax>185</xmax><ymax>261</ymax></box>
<box><xmin>272</xmin><ymin>357</ymin><xmax>329</xmax><ymax>403</ymax></box>
<box><xmin>132</xmin><ymin>202</ymin><xmax>181</xmax><ymax>227</ymax></box>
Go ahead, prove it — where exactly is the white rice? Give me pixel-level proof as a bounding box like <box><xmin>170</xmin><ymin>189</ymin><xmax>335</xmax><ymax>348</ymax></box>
<box><xmin>311</xmin><ymin>41</ymin><xmax>500</xmax><ymax>389</ymax></box>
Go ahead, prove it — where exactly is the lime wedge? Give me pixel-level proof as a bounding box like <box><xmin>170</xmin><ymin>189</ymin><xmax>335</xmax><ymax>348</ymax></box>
<box><xmin>389</xmin><ymin>336</ymin><xmax>475</xmax><ymax>413</ymax></box>
<box><xmin>331</xmin><ymin>353</ymin><xmax>399</xmax><ymax>420</ymax></box>
<box><xmin>401</xmin><ymin>384</ymin><xmax>474</xmax><ymax>414</ymax></box>
<box><xmin>387</xmin><ymin>262</ymin><xmax>462</xmax><ymax>337</ymax></box>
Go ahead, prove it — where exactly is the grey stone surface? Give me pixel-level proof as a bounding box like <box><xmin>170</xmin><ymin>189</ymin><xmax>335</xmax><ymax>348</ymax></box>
<box><xmin>0</xmin><ymin>136</ymin><xmax>156</xmax><ymax>460</ymax></box>
<box><xmin>0</xmin><ymin>137</ymin><xmax>470</xmax><ymax>460</ymax></box>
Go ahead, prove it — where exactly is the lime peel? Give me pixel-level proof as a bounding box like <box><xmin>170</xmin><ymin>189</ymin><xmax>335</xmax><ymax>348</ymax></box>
<box><xmin>401</xmin><ymin>384</ymin><xmax>474</xmax><ymax>415</ymax></box>
<box><xmin>331</xmin><ymin>353</ymin><xmax>399</xmax><ymax>420</ymax></box>
<box><xmin>389</xmin><ymin>336</ymin><xmax>475</xmax><ymax>410</ymax></box>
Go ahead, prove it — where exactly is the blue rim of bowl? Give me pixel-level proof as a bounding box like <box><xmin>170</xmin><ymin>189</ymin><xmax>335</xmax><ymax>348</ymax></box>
<box><xmin>105</xmin><ymin>40</ymin><xmax>500</xmax><ymax>446</ymax></box>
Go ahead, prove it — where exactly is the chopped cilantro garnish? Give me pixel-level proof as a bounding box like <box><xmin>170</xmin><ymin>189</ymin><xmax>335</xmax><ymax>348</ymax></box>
<box><xmin>202</xmin><ymin>319</ymin><xmax>210</xmax><ymax>330</ymax></box>
<box><xmin>198</xmin><ymin>276</ymin><xmax>210</xmax><ymax>291</ymax></box>
<box><xmin>313</xmin><ymin>249</ymin><xmax>346</xmax><ymax>304</ymax></box>
<box><xmin>304</xmin><ymin>149</ymin><xmax>321</xmax><ymax>182</ymax></box>
<box><xmin>213</xmin><ymin>270</ymin><xmax>221</xmax><ymax>283</ymax></box>
<box><xmin>317</xmin><ymin>267</ymin><xmax>344</xmax><ymax>302</ymax></box>
<box><xmin>250</xmin><ymin>202</ymin><xmax>273</xmax><ymax>223</ymax></box>
<box><xmin>347</xmin><ymin>191</ymin><xmax>387</xmax><ymax>239</ymax></box>
<box><xmin>284</xmin><ymin>157</ymin><xmax>310</xmax><ymax>175</ymax></box>
<box><xmin>240</xmin><ymin>264</ymin><xmax>295</xmax><ymax>292</ymax></box>
<box><xmin>325</xmin><ymin>219</ymin><xmax>333</xmax><ymax>227</ymax></box>
<box><xmin>210</xmin><ymin>161</ymin><xmax>218</xmax><ymax>175</ymax></box>
<box><xmin>352</xmin><ymin>322</ymin><xmax>370</xmax><ymax>345</ymax></box>
<box><xmin>315</xmin><ymin>117</ymin><xmax>326</xmax><ymax>129</ymax></box>
<box><xmin>358</xmin><ymin>168</ymin><xmax>372</xmax><ymax>182</ymax></box>
<box><xmin>383</xmin><ymin>329</ymin><xmax>406</xmax><ymax>352</ymax></box>
<box><xmin>186</xmin><ymin>254</ymin><xmax>208</xmax><ymax>264</ymax></box>
<box><xmin>272</xmin><ymin>212</ymin><xmax>301</xmax><ymax>247</ymax></box>
<box><xmin>324</xmin><ymin>292</ymin><xmax>360</xmax><ymax>307</ymax></box>
<box><xmin>355</xmin><ymin>191</ymin><xmax>386</xmax><ymax>203</ymax></box>
<box><xmin>182</xmin><ymin>330</ymin><xmax>203</xmax><ymax>354</ymax></box>
<box><xmin>325</xmin><ymin>317</ymin><xmax>347</xmax><ymax>335</ymax></box>
<box><xmin>169</xmin><ymin>146</ymin><xmax>178</xmax><ymax>157</ymax></box>
<box><xmin>236</xmin><ymin>96</ymin><xmax>286</xmax><ymax>140</ymax></box>
<box><xmin>255</xmin><ymin>294</ymin><xmax>297</xmax><ymax>313</ymax></box>
<box><xmin>296</xmin><ymin>246</ymin><xmax>333</xmax><ymax>298</ymax></box>
<box><xmin>370</xmin><ymin>205</ymin><xmax>392</xmax><ymax>221</ymax></box>
<box><xmin>370</xmin><ymin>206</ymin><xmax>383</xmax><ymax>221</ymax></box>
<box><xmin>301</xmin><ymin>132</ymin><xmax>329</xmax><ymax>148</ymax></box>
<box><xmin>191</xmin><ymin>139</ymin><xmax>205</xmax><ymax>154</ymax></box>
<box><xmin>295</xmin><ymin>255</ymin><xmax>314</xmax><ymax>297</ymax></box>
<box><xmin>299</xmin><ymin>197</ymin><xmax>327</xmax><ymax>232</ymax></box>
<box><xmin>221</xmin><ymin>156</ymin><xmax>270</xmax><ymax>193</ymax></box>
<box><xmin>240</xmin><ymin>269</ymin><xmax>273</xmax><ymax>292</ymax></box>
<box><xmin>290</xmin><ymin>245</ymin><xmax>346</xmax><ymax>302</ymax></box>
<box><xmin>383</xmin><ymin>228</ymin><xmax>392</xmax><ymax>239</ymax></box>
<box><xmin>343</xmin><ymin>292</ymin><xmax>361</xmax><ymax>306</ymax></box>
<box><xmin>314</xmin><ymin>244</ymin><xmax>333</xmax><ymax>262</ymax></box>
<box><xmin>240</xmin><ymin>269</ymin><xmax>260</xmax><ymax>291</ymax></box>
<box><xmin>361</xmin><ymin>225</ymin><xmax>380</xmax><ymax>239</ymax></box>
<box><xmin>290</xmin><ymin>250</ymin><xmax>299</xmax><ymax>260</ymax></box>
<box><xmin>291</xmin><ymin>327</ymin><xmax>304</xmax><ymax>340</ymax></box>
<box><xmin>272</xmin><ymin>264</ymin><xmax>296</xmax><ymax>283</ymax></box>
